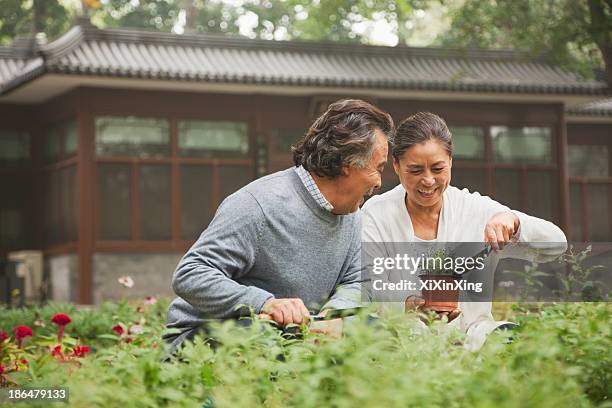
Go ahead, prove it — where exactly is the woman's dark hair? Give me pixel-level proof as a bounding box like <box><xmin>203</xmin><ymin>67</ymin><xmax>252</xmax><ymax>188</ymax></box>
<box><xmin>292</xmin><ymin>99</ymin><xmax>394</xmax><ymax>178</ymax></box>
<box><xmin>393</xmin><ymin>112</ymin><xmax>452</xmax><ymax>161</ymax></box>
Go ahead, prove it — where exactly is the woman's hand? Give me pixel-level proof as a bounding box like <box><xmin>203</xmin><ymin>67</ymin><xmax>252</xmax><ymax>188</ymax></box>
<box><xmin>484</xmin><ymin>211</ymin><xmax>520</xmax><ymax>251</ymax></box>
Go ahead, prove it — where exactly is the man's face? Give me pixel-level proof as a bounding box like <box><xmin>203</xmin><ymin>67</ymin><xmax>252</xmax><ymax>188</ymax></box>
<box><xmin>337</xmin><ymin>128</ymin><xmax>388</xmax><ymax>214</ymax></box>
<box><xmin>393</xmin><ymin>139</ymin><xmax>452</xmax><ymax>209</ymax></box>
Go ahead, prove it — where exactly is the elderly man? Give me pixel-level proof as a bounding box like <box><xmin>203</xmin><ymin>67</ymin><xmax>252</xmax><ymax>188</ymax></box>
<box><xmin>164</xmin><ymin>99</ymin><xmax>393</xmax><ymax>350</ymax></box>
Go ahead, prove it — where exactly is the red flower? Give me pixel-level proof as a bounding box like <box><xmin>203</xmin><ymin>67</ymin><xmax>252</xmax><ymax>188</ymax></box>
<box><xmin>51</xmin><ymin>313</ymin><xmax>72</xmax><ymax>326</ymax></box>
<box><xmin>111</xmin><ymin>324</ymin><xmax>124</xmax><ymax>336</ymax></box>
<box><xmin>73</xmin><ymin>345</ymin><xmax>90</xmax><ymax>357</ymax></box>
<box><xmin>51</xmin><ymin>313</ymin><xmax>72</xmax><ymax>342</ymax></box>
<box><xmin>0</xmin><ymin>364</ymin><xmax>5</xmax><ymax>375</ymax></box>
<box><xmin>0</xmin><ymin>331</ymin><xmax>8</xmax><ymax>342</ymax></box>
<box><xmin>13</xmin><ymin>326</ymin><xmax>33</xmax><ymax>348</ymax></box>
<box><xmin>20</xmin><ymin>359</ymin><xmax>28</xmax><ymax>365</ymax></box>
<box><xmin>126</xmin><ymin>337</ymin><xmax>134</xmax><ymax>343</ymax></box>
<box><xmin>51</xmin><ymin>344</ymin><xmax>64</xmax><ymax>358</ymax></box>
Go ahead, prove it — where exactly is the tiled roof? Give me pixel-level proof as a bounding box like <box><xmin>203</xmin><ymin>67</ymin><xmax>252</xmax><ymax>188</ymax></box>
<box><xmin>566</xmin><ymin>98</ymin><xmax>612</xmax><ymax>117</ymax></box>
<box><xmin>0</xmin><ymin>21</ymin><xmax>609</xmax><ymax>96</ymax></box>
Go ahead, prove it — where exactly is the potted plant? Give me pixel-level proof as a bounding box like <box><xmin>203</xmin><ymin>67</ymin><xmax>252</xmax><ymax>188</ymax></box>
<box><xmin>417</xmin><ymin>248</ymin><xmax>459</xmax><ymax>313</ymax></box>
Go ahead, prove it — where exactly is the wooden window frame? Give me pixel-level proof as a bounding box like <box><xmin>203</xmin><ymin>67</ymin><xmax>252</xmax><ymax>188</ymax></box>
<box><xmin>93</xmin><ymin>116</ymin><xmax>256</xmax><ymax>251</ymax></box>
<box><xmin>450</xmin><ymin>123</ymin><xmax>559</xmax><ymax>218</ymax></box>
<box><xmin>567</xmin><ymin>135</ymin><xmax>612</xmax><ymax>242</ymax></box>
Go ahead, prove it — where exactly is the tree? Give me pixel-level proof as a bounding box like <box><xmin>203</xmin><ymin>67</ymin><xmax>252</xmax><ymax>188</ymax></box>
<box><xmin>0</xmin><ymin>0</ymin><xmax>72</xmax><ymax>45</ymax></box>
<box><xmin>439</xmin><ymin>0</ymin><xmax>612</xmax><ymax>84</ymax></box>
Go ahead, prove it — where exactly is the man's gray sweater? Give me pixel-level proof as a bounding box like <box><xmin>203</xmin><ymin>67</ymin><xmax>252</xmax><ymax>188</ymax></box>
<box><xmin>165</xmin><ymin>168</ymin><xmax>362</xmax><ymax>348</ymax></box>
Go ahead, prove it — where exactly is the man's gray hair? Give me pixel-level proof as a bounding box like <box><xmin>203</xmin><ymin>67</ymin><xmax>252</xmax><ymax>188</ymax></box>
<box><xmin>292</xmin><ymin>99</ymin><xmax>394</xmax><ymax>178</ymax></box>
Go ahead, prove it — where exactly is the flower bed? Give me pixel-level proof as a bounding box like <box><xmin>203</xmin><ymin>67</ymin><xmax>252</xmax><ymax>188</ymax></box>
<box><xmin>0</xmin><ymin>299</ymin><xmax>610</xmax><ymax>407</ymax></box>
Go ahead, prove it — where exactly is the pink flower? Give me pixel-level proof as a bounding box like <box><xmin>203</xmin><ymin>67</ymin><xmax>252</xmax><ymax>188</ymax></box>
<box><xmin>111</xmin><ymin>324</ymin><xmax>124</xmax><ymax>336</ymax></box>
<box><xmin>0</xmin><ymin>364</ymin><xmax>5</xmax><ymax>375</ymax></box>
<box><xmin>13</xmin><ymin>326</ymin><xmax>33</xmax><ymax>348</ymax></box>
<box><xmin>51</xmin><ymin>313</ymin><xmax>72</xmax><ymax>342</ymax></box>
<box><xmin>143</xmin><ymin>296</ymin><xmax>157</xmax><ymax>305</ymax></box>
<box><xmin>129</xmin><ymin>324</ymin><xmax>143</xmax><ymax>335</ymax></box>
<box><xmin>73</xmin><ymin>345</ymin><xmax>90</xmax><ymax>357</ymax></box>
<box><xmin>0</xmin><ymin>331</ymin><xmax>8</xmax><ymax>342</ymax></box>
<box><xmin>118</xmin><ymin>276</ymin><xmax>134</xmax><ymax>288</ymax></box>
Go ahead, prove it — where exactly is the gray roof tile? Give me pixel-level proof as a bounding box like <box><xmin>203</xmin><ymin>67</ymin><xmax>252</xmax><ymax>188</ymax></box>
<box><xmin>567</xmin><ymin>98</ymin><xmax>612</xmax><ymax>117</ymax></box>
<box><xmin>0</xmin><ymin>23</ymin><xmax>609</xmax><ymax>96</ymax></box>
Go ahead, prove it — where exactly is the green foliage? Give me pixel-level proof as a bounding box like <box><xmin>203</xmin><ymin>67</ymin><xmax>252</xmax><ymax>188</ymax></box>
<box><xmin>1</xmin><ymin>300</ymin><xmax>610</xmax><ymax>407</ymax></box>
<box><xmin>439</xmin><ymin>0</ymin><xmax>610</xmax><ymax>81</ymax></box>
<box><xmin>0</xmin><ymin>0</ymin><xmax>73</xmax><ymax>45</ymax></box>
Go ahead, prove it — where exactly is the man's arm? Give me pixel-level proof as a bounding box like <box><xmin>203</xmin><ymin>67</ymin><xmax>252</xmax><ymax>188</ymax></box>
<box><xmin>171</xmin><ymin>189</ymin><xmax>273</xmax><ymax>319</ymax></box>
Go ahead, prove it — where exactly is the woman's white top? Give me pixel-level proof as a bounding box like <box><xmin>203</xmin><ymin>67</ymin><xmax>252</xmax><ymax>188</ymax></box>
<box><xmin>361</xmin><ymin>184</ymin><xmax>568</xmax><ymax>350</ymax></box>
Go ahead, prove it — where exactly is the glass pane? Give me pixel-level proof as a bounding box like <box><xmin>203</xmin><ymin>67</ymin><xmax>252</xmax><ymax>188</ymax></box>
<box><xmin>526</xmin><ymin>171</ymin><xmax>557</xmax><ymax>223</ymax></box>
<box><xmin>491</xmin><ymin>126</ymin><xmax>552</xmax><ymax>164</ymax></box>
<box><xmin>0</xmin><ymin>131</ymin><xmax>30</xmax><ymax>167</ymax></box>
<box><xmin>139</xmin><ymin>165</ymin><xmax>171</xmax><ymax>240</ymax></box>
<box><xmin>46</xmin><ymin>128</ymin><xmax>62</xmax><ymax>163</ymax></box>
<box><xmin>570</xmin><ymin>183</ymin><xmax>583</xmax><ymax>241</ymax></box>
<box><xmin>0</xmin><ymin>208</ymin><xmax>25</xmax><ymax>248</ymax></box>
<box><xmin>64</xmin><ymin>121</ymin><xmax>78</xmax><ymax>158</ymax></box>
<box><xmin>62</xmin><ymin>166</ymin><xmax>78</xmax><ymax>242</ymax></box>
<box><xmin>449</xmin><ymin>127</ymin><xmax>485</xmax><ymax>160</ymax></box>
<box><xmin>45</xmin><ymin>171</ymin><xmax>61</xmax><ymax>245</ymax></box>
<box><xmin>219</xmin><ymin>165</ymin><xmax>254</xmax><ymax>203</ymax></box>
<box><xmin>587</xmin><ymin>184</ymin><xmax>611</xmax><ymax>241</ymax></box>
<box><xmin>493</xmin><ymin>169</ymin><xmax>521</xmax><ymax>210</ymax></box>
<box><xmin>181</xmin><ymin>165</ymin><xmax>213</xmax><ymax>240</ymax></box>
<box><xmin>0</xmin><ymin>174</ymin><xmax>28</xmax><ymax>248</ymax></box>
<box><xmin>568</xmin><ymin>145</ymin><xmax>609</xmax><ymax>177</ymax></box>
<box><xmin>451</xmin><ymin>168</ymin><xmax>487</xmax><ymax>194</ymax></box>
<box><xmin>272</xmin><ymin>129</ymin><xmax>304</xmax><ymax>153</ymax></box>
<box><xmin>97</xmin><ymin>164</ymin><xmax>131</xmax><ymax>240</ymax></box>
<box><xmin>179</xmin><ymin>121</ymin><xmax>248</xmax><ymax>158</ymax></box>
<box><xmin>95</xmin><ymin>116</ymin><xmax>169</xmax><ymax>158</ymax></box>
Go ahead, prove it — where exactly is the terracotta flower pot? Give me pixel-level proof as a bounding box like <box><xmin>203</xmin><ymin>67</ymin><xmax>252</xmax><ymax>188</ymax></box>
<box><xmin>419</xmin><ymin>275</ymin><xmax>459</xmax><ymax>313</ymax></box>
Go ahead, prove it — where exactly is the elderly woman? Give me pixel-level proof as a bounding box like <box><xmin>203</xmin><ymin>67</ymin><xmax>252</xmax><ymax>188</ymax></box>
<box><xmin>361</xmin><ymin>112</ymin><xmax>567</xmax><ymax>351</ymax></box>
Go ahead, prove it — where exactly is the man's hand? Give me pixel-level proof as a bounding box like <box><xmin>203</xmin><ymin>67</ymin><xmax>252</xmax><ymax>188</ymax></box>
<box><xmin>259</xmin><ymin>298</ymin><xmax>310</xmax><ymax>326</ymax></box>
<box><xmin>484</xmin><ymin>211</ymin><xmax>520</xmax><ymax>251</ymax></box>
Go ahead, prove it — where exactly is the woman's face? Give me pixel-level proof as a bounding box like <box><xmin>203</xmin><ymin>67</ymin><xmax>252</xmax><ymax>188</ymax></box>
<box><xmin>393</xmin><ymin>139</ymin><xmax>452</xmax><ymax>209</ymax></box>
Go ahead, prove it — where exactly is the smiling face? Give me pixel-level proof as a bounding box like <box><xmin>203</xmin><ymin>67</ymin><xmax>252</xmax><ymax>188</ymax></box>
<box><xmin>337</xmin><ymin>128</ymin><xmax>388</xmax><ymax>213</ymax></box>
<box><xmin>393</xmin><ymin>138</ymin><xmax>452</xmax><ymax>209</ymax></box>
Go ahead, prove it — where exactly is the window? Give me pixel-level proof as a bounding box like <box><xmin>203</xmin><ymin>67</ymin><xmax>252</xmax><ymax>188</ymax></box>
<box><xmin>179</xmin><ymin>120</ymin><xmax>248</xmax><ymax>158</ymax></box>
<box><xmin>180</xmin><ymin>165</ymin><xmax>213</xmax><ymax>240</ymax></box>
<box><xmin>0</xmin><ymin>174</ymin><xmax>29</xmax><ymax>248</ymax></box>
<box><xmin>451</xmin><ymin>168</ymin><xmax>487</xmax><ymax>193</ymax></box>
<box><xmin>491</xmin><ymin>126</ymin><xmax>552</xmax><ymax>164</ymax></box>
<box><xmin>568</xmin><ymin>145</ymin><xmax>608</xmax><ymax>177</ymax></box>
<box><xmin>94</xmin><ymin>115</ymin><xmax>255</xmax><ymax>244</ymax></box>
<box><xmin>95</xmin><ymin>117</ymin><xmax>169</xmax><ymax>157</ymax></box>
<box><xmin>450</xmin><ymin>127</ymin><xmax>485</xmax><ymax>160</ymax></box>
<box><xmin>0</xmin><ymin>131</ymin><xmax>30</xmax><ymax>168</ymax></box>
<box><xmin>271</xmin><ymin>128</ymin><xmax>304</xmax><ymax>153</ymax></box>
<box><xmin>568</xmin><ymin>143</ymin><xmax>611</xmax><ymax>241</ymax></box>
<box><xmin>97</xmin><ymin>164</ymin><xmax>131</xmax><ymax>240</ymax></box>
<box><xmin>45</xmin><ymin>121</ymin><xmax>77</xmax><ymax>163</ymax></box>
<box><xmin>139</xmin><ymin>165</ymin><xmax>171</xmax><ymax>240</ymax></box>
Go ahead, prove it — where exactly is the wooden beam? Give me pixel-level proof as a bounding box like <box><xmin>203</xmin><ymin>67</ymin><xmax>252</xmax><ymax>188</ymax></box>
<box><xmin>557</xmin><ymin>105</ymin><xmax>571</xmax><ymax>238</ymax></box>
<box><xmin>76</xmin><ymin>90</ymin><xmax>94</xmax><ymax>304</ymax></box>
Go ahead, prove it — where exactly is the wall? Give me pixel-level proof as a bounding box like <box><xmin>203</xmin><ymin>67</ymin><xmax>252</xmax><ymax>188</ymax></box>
<box><xmin>46</xmin><ymin>253</ymin><xmax>79</xmax><ymax>303</ymax></box>
<box><xmin>92</xmin><ymin>252</ymin><xmax>182</xmax><ymax>303</ymax></box>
